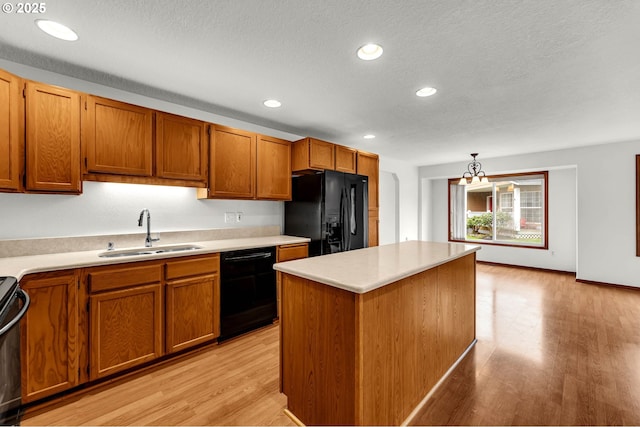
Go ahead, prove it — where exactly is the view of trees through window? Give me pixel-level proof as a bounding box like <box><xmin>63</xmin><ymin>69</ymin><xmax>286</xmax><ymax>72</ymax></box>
<box><xmin>449</xmin><ymin>172</ymin><xmax>547</xmax><ymax>248</ymax></box>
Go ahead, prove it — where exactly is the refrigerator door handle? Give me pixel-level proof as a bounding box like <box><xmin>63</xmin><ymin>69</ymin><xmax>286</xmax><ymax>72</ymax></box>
<box><xmin>346</xmin><ymin>187</ymin><xmax>352</xmax><ymax>250</ymax></box>
<box><xmin>341</xmin><ymin>188</ymin><xmax>348</xmax><ymax>251</ymax></box>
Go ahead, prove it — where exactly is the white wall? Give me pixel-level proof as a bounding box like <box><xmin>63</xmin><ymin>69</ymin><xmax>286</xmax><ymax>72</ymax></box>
<box><xmin>0</xmin><ymin>181</ymin><xmax>283</xmax><ymax>239</ymax></box>
<box><xmin>419</xmin><ymin>139</ymin><xmax>640</xmax><ymax>287</ymax></box>
<box><xmin>0</xmin><ymin>59</ymin><xmax>419</xmax><ymax>244</ymax></box>
<box><xmin>379</xmin><ymin>171</ymin><xmax>398</xmax><ymax>244</ymax></box>
<box><xmin>380</xmin><ymin>157</ymin><xmax>419</xmax><ymax>242</ymax></box>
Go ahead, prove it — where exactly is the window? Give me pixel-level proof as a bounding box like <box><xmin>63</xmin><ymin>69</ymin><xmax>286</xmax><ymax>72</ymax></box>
<box><xmin>449</xmin><ymin>172</ymin><xmax>548</xmax><ymax>248</ymax></box>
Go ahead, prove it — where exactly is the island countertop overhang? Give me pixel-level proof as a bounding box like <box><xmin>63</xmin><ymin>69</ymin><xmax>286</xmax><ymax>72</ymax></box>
<box><xmin>273</xmin><ymin>240</ymin><xmax>480</xmax><ymax>294</ymax></box>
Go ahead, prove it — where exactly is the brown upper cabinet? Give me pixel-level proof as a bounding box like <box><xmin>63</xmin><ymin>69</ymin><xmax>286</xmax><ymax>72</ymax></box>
<box><xmin>155</xmin><ymin>112</ymin><xmax>207</xmax><ymax>183</ymax></box>
<box><xmin>83</xmin><ymin>96</ymin><xmax>208</xmax><ymax>187</ymax></box>
<box><xmin>257</xmin><ymin>134</ymin><xmax>292</xmax><ymax>200</ymax></box>
<box><xmin>0</xmin><ymin>69</ymin><xmax>22</xmax><ymax>192</ymax></box>
<box><xmin>292</xmin><ymin>137</ymin><xmax>335</xmax><ymax>172</ymax></box>
<box><xmin>198</xmin><ymin>126</ymin><xmax>291</xmax><ymax>200</ymax></box>
<box><xmin>83</xmin><ymin>95</ymin><xmax>154</xmax><ymax>177</ymax></box>
<box><xmin>334</xmin><ymin>145</ymin><xmax>357</xmax><ymax>174</ymax></box>
<box><xmin>204</xmin><ymin>125</ymin><xmax>256</xmax><ymax>199</ymax></box>
<box><xmin>292</xmin><ymin>137</ymin><xmax>357</xmax><ymax>174</ymax></box>
<box><xmin>25</xmin><ymin>81</ymin><xmax>82</xmax><ymax>193</ymax></box>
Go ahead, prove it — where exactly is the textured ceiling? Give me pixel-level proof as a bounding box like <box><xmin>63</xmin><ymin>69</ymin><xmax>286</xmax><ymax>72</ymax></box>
<box><xmin>1</xmin><ymin>0</ymin><xmax>639</xmax><ymax>166</ymax></box>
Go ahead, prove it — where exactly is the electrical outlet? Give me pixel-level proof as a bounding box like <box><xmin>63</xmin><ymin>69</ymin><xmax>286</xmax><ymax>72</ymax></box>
<box><xmin>224</xmin><ymin>212</ymin><xmax>236</xmax><ymax>223</ymax></box>
<box><xmin>236</xmin><ymin>212</ymin><xmax>243</xmax><ymax>222</ymax></box>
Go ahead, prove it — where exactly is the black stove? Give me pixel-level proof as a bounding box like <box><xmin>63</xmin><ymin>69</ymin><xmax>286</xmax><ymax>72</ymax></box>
<box><xmin>0</xmin><ymin>276</ymin><xmax>29</xmax><ymax>426</ymax></box>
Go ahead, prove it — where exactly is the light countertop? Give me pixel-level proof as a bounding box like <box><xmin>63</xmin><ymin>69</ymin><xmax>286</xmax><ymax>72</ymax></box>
<box><xmin>273</xmin><ymin>240</ymin><xmax>480</xmax><ymax>294</ymax></box>
<box><xmin>0</xmin><ymin>235</ymin><xmax>309</xmax><ymax>281</ymax></box>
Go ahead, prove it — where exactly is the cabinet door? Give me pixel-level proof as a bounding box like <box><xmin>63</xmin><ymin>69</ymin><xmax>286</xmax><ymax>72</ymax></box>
<box><xmin>257</xmin><ymin>135</ymin><xmax>291</xmax><ymax>200</ymax></box>
<box><xmin>25</xmin><ymin>82</ymin><xmax>81</xmax><ymax>193</ymax></box>
<box><xmin>335</xmin><ymin>145</ymin><xmax>357</xmax><ymax>173</ymax></box>
<box><xmin>309</xmin><ymin>138</ymin><xmax>335</xmax><ymax>170</ymax></box>
<box><xmin>208</xmin><ymin>125</ymin><xmax>256</xmax><ymax>199</ymax></box>
<box><xmin>166</xmin><ymin>274</ymin><xmax>219</xmax><ymax>353</ymax></box>
<box><xmin>90</xmin><ymin>283</ymin><xmax>163</xmax><ymax>380</ymax></box>
<box><xmin>156</xmin><ymin>112</ymin><xmax>207</xmax><ymax>182</ymax></box>
<box><xmin>292</xmin><ymin>138</ymin><xmax>335</xmax><ymax>172</ymax></box>
<box><xmin>21</xmin><ymin>272</ymin><xmax>79</xmax><ymax>403</ymax></box>
<box><xmin>356</xmin><ymin>151</ymin><xmax>379</xmax><ymax>210</ymax></box>
<box><xmin>165</xmin><ymin>255</ymin><xmax>220</xmax><ymax>353</ymax></box>
<box><xmin>84</xmin><ymin>95</ymin><xmax>153</xmax><ymax>176</ymax></box>
<box><xmin>0</xmin><ymin>69</ymin><xmax>21</xmax><ymax>191</ymax></box>
<box><xmin>276</xmin><ymin>243</ymin><xmax>309</xmax><ymax>320</ymax></box>
<box><xmin>368</xmin><ymin>209</ymin><xmax>379</xmax><ymax>247</ymax></box>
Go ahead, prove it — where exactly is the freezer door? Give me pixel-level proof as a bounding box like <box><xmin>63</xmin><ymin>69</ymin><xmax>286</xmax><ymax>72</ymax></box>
<box><xmin>322</xmin><ymin>170</ymin><xmax>345</xmax><ymax>255</ymax></box>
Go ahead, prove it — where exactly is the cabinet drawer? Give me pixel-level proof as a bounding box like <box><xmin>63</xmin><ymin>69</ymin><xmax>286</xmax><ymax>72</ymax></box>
<box><xmin>165</xmin><ymin>254</ymin><xmax>220</xmax><ymax>280</ymax></box>
<box><xmin>88</xmin><ymin>263</ymin><xmax>162</xmax><ymax>293</ymax></box>
<box><xmin>277</xmin><ymin>244</ymin><xmax>308</xmax><ymax>262</ymax></box>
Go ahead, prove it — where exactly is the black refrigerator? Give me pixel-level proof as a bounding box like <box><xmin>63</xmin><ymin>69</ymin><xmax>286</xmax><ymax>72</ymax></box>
<box><xmin>285</xmin><ymin>170</ymin><xmax>368</xmax><ymax>257</ymax></box>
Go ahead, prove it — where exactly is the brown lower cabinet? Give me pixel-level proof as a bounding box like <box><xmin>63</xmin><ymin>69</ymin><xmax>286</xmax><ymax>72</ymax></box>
<box><xmin>20</xmin><ymin>271</ymin><xmax>81</xmax><ymax>403</ymax></box>
<box><xmin>165</xmin><ymin>255</ymin><xmax>220</xmax><ymax>353</ymax></box>
<box><xmin>20</xmin><ymin>252</ymin><xmax>223</xmax><ymax>402</ymax></box>
<box><xmin>275</xmin><ymin>243</ymin><xmax>309</xmax><ymax>320</ymax></box>
<box><xmin>89</xmin><ymin>282</ymin><xmax>163</xmax><ymax>380</ymax></box>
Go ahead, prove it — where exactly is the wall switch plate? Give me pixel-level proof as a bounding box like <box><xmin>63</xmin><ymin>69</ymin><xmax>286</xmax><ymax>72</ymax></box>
<box><xmin>225</xmin><ymin>212</ymin><xmax>236</xmax><ymax>223</ymax></box>
<box><xmin>236</xmin><ymin>212</ymin><xmax>243</xmax><ymax>222</ymax></box>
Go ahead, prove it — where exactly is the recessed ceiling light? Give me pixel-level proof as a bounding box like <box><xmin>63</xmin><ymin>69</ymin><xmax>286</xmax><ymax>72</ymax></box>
<box><xmin>35</xmin><ymin>19</ymin><xmax>78</xmax><ymax>41</ymax></box>
<box><xmin>357</xmin><ymin>43</ymin><xmax>383</xmax><ymax>61</ymax></box>
<box><xmin>416</xmin><ymin>87</ymin><xmax>437</xmax><ymax>97</ymax></box>
<box><xmin>363</xmin><ymin>134</ymin><xmax>376</xmax><ymax>140</ymax></box>
<box><xmin>263</xmin><ymin>99</ymin><xmax>282</xmax><ymax>108</ymax></box>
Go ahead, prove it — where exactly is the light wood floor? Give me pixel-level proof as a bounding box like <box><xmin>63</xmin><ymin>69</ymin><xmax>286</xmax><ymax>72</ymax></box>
<box><xmin>22</xmin><ymin>264</ymin><xmax>640</xmax><ymax>426</ymax></box>
<box><xmin>22</xmin><ymin>325</ymin><xmax>295</xmax><ymax>426</ymax></box>
<box><xmin>411</xmin><ymin>264</ymin><xmax>640</xmax><ymax>426</ymax></box>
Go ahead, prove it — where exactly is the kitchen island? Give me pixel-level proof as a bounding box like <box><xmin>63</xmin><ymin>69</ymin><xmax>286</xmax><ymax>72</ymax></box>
<box><xmin>274</xmin><ymin>240</ymin><xmax>480</xmax><ymax>426</ymax></box>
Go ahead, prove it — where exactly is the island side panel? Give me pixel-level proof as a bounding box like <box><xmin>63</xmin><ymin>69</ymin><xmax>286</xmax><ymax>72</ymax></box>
<box><xmin>359</xmin><ymin>266</ymin><xmax>440</xmax><ymax>426</ymax></box>
<box><xmin>436</xmin><ymin>253</ymin><xmax>476</xmax><ymax>374</ymax></box>
<box><xmin>359</xmin><ymin>253</ymin><xmax>476</xmax><ymax>426</ymax></box>
<box><xmin>280</xmin><ymin>273</ymin><xmax>357</xmax><ymax>425</ymax></box>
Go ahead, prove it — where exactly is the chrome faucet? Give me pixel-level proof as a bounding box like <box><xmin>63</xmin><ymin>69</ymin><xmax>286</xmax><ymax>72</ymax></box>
<box><xmin>138</xmin><ymin>209</ymin><xmax>160</xmax><ymax>247</ymax></box>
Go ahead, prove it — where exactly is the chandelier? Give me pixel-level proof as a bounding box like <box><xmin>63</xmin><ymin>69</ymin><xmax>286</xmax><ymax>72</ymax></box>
<box><xmin>458</xmin><ymin>153</ymin><xmax>489</xmax><ymax>185</ymax></box>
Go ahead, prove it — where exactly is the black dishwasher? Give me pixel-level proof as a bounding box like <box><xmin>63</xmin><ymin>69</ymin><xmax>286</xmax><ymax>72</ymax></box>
<box><xmin>219</xmin><ymin>247</ymin><xmax>277</xmax><ymax>341</ymax></box>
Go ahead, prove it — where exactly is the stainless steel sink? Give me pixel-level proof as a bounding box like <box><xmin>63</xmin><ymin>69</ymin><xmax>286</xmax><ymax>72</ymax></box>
<box><xmin>98</xmin><ymin>244</ymin><xmax>203</xmax><ymax>258</ymax></box>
